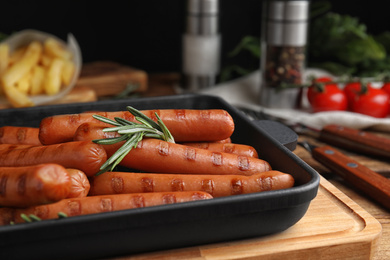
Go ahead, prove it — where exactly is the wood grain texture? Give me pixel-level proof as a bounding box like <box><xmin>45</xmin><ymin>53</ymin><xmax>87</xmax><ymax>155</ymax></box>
<box><xmin>311</xmin><ymin>145</ymin><xmax>390</xmax><ymax>210</ymax></box>
<box><xmin>319</xmin><ymin>125</ymin><xmax>390</xmax><ymax>158</ymax></box>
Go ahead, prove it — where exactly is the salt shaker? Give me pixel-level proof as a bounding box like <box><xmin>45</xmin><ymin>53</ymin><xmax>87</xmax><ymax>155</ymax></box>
<box><xmin>259</xmin><ymin>0</ymin><xmax>310</xmax><ymax>108</ymax></box>
<box><xmin>181</xmin><ymin>0</ymin><xmax>220</xmax><ymax>92</ymax></box>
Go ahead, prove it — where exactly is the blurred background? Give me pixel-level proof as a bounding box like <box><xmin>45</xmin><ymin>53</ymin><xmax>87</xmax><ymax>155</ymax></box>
<box><xmin>1</xmin><ymin>0</ymin><xmax>388</xmax><ymax>79</ymax></box>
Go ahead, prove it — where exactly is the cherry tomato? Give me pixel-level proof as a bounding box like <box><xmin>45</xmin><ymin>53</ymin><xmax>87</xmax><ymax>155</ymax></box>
<box><xmin>344</xmin><ymin>82</ymin><xmax>390</xmax><ymax>118</ymax></box>
<box><xmin>343</xmin><ymin>81</ymin><xmax>362</xmax><ymax>110</ymax></box>
<box><xmin>381</xmin><ymin>81</ymin><xmax>390</xmax><ymax>96</ymax></box>
<box><xmin>307</xmin><ymin>77</ymin><xmax>348</xmax><ymax>113</ymax></box>
<box><xmin>381</xmin><ymin>82</ymin><xmax>390</xmax><ymax>116</ymax></box>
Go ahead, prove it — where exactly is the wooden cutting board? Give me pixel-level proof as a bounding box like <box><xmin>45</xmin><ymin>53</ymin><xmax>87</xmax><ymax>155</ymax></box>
<box><xmin>74</xmin><ymin>61</ymin><xmax>148</xmax><ymax>97</ymax></box>
<box><xmin>114</xmin><ymin>176</ymin><xmax>382</xmax><ymax>260</ymax></box>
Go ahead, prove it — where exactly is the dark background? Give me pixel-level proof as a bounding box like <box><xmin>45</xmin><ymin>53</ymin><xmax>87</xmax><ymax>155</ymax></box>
<box><xmin>1</xmin><ymin>1</ymin><xmax>388</xmax><ymax>74</ymax></box>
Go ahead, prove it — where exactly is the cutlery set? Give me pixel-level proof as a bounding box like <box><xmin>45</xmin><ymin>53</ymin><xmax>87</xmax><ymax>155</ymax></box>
<box><xmin>239</xmin><ymin>106</ymin><xmax>390</xmax><ymax>210</ymax></box>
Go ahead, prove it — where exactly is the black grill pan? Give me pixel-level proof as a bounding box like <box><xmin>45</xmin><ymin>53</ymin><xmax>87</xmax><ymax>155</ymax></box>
<box><xmin>0</xmin><ymin>94</ymin><xmax>319</xmax><ymax>260</ymax></box>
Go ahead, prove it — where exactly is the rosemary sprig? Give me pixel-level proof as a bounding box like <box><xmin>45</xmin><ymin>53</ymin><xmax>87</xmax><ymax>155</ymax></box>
<box><xmin>16</xmin><ymin>212</ymin><xmax>68</xmax><ymax>225</ymax></box>
<box><xmin>20</xmin><ymin>214</ymin><xmax>41</xmax><ymax>223</ymax></box>
<box><xmin>58</xmin><ymin>212</ymin><xmax>68</xmax><ymax>218</ymax></box>
<box><xmin>93</xmin><ymin>106</ymin><xmax>175</xmax><ymax>175</ymax></box>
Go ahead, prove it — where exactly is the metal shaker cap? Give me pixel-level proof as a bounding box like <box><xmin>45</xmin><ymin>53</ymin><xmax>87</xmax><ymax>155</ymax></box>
<box><xmin>187</xmin><ymin>0</ymin><xmax>219</xmax><ymax>15</ymax></box>
<box><xmin>265</xmin><ymin>0</ymin><xmax>309</xmax><ymax>46</ymax></box>
<box><xmin>267</xmin><ymin>0</ymin><xmax>309</xmax><ymax>21</ymax></box>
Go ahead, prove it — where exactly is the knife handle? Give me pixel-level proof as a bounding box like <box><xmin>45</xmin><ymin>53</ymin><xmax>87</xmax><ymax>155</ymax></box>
<box><xmin>319</xmin><ymin>124</ymin><xmax>390</xmax><ymax>158</ymax></box>
<box><xmin>312</xmin><ymin>145</ymin><xmax>390</xmax><ymax>210</ymax></box>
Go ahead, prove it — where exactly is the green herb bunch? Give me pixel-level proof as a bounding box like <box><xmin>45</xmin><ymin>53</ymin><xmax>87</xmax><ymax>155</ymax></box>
<box><xmin>308</xmin><ymin>9</ymin><xmax>390</xmax><ymax>77</ymax></box>
<box><xmin>92</xmin><ymin>106</ymin><xmax>175</xmax><ymax>175</ymax></box>
<box><xmin>220</xmin><ymin>1</ymin><xmax>390</xmax><ymax>81</ymax></box>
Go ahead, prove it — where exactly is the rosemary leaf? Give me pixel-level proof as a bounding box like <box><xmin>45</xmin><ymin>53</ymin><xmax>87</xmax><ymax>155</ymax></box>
<box><xmin>93</xmin><ymin>135</ymin><xmax>128</xmax><ymax>145</ymax></box>
<box><xmin>127</xmin><ymin>106</ymin><xmax>161</xmax><ymax>130</ymax></box>
<box><xmin>93</xmin><ymin>115</ymin><xmax>121</xmax><ymax>126</ymax></box>
<box><xmin>58</xmin><ymin>212</ymin><xmax>68</xmax><ymax>218</ymax></box>
<box><xmin>114</xmin><ymin>117</ymin><xmax>137</xmax><ymax>126</ymax></box>
<box><xmin>144</xmin><ymin>133</ymin><xmax>164</xmax><ymax>139</ymax></box>
<box><xmin>135</xmin><ymin>116</ymin><xmax>154</xmax><ymax>128</ymax></box>
<box><xmin>101</xmin><ymin>124</ymin><xmax>149</xmax><ymax>133</ymax></box>
<box><xmin>155</xmin><ymin>113</ymin><xmax>175</xmax><ymax>143</ymax></box>
<box><xmin>29</xmin><ymin>214</ymin><xmax>41</xmax><ymax>222</ymax></box>
<box><xmin>117</xmin><ymin>126</ymin><xmax>161</xmax><ymax>136</ymax></box>
<box><xmin>21</xmin><ymin>214</ymin><xmax>31</xmax><ymax>223</ymax></box>
<box><xmin>101</xmin><ymin>125</ymin><xmax>130</xmax><ymax>132</ymax></box>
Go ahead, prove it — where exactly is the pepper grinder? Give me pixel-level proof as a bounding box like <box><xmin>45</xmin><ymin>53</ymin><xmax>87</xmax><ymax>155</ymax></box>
<box><xmin>259</xmin><ymin>0</ymin><xmax>310</xmax><ymax>108</ymax></box>
<box><xmin>181</xmin><ymin>0</ymin><xmax>220</xmax><ymax>92</ymax></box>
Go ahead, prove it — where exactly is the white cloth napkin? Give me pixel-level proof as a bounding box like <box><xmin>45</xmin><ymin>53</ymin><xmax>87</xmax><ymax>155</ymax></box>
<box><xmin>199</xmin><ymin>69</ymin><xmax>390</xmax><ymax>132</ymax></box>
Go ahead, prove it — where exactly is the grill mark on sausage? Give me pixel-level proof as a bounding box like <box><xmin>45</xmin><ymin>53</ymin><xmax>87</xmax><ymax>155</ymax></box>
<box><xmin>175</xmin><ymin>109</ymin><xmax>186</xmax><ymax>120</ymax></box>
<box><xmin>34</xmin><ymin>205</ymin><xmax>49</xmax><ymax>219</ymax></box>
<box><xmin>171</xmin><ymin>179</ymin><xmax>184</xmax><ymax>191</ymax></box>
<box><xmin>16</xmin><ymin>128</ymin><xmax>27</xmax><ymax>143</ymax></box>
<box><xmin>238</xmin><ymin>156</ymin><xmax>250</xmax><ymax>171</ymax></box>
<box><xmin>122</xmin><ymin>111</ymin><xmax>135</xmax><ymax>121</ymax></box>
<box><xmin>0</xmin><ymin>149</ymin><xmax>13</xmax><ymax>164</ymax></box>
<box><xmin>201</xmin><ymin>179</ymin><xmax>214</xmax><ymax>195</ymax></box>
<box><xmin>17</xmin><ymin>174</ymin><xmax>27</xmax><ymax>196</ymax></box>
<box><xmin>162</xmin><ymin>194</ymin><xmax>176</xmax><ymax>204</ymax></box>
<box><xmin>141</xmin><ymin>177</ymin><xmax>154</xmax><ymax>192</ymax></box>
<box><xmin>69</xmin><ymin>114</ymin><xmax>81</xmax><ymax>125</ymax></box>
<box><xmin>100</xmin><ymin>198</ymin><xmax>113</xmax><ymax>211</ymax></box>
<box><xmin>67</xmin><ymin>200</ymin><xmax>81</xmax><ymax>216</ymax></box>
<box><xmin>0</xmin><ymin>175</ymin><xmax>8</xmax><ymax>197</ymax></box>
<box><xmin>185</xmin><ymin>147</ymin><xmax>196</xmax><ymax>161</ymax></box>
<box><xmin>212</xmin><ymin>152</ymin><xmax>223</xmax><ymax>166</ymax></box>
<box><xmin>132</xmin><ymin>195</ymin><xmax>145</xmax><ymax>207</ymax></box>
<box><xmin>231</xmin><ymin>178</ymin><xmax>243</xmax><ymax>195</ymax></box>
<box><xmin>33</xmin><ymin>145</ymin><xmax>48</xmax><ymax>160</ymax></box>
<box><xmin>7</xmin><ymin>145</ymin><xmax>19</xmax><ymax>151</ymax></box>
<box><xmin>16</xmin><ymin>148</ymin><xmax>29</xmax><ymax>163</ymax></box>
<box><xmin>54</xmin><ymin>143</ymin><xmax>67</xmax><ymax>156</ymax></box>
<box><xmin>43</xmin><ymin>116</ymin><xmax>53</xmax><ymax>127</ymax></box>
<box><xmin>192</xmin><ymin>191</ymin><xmax>210</xmax><ymax>200</ymax></box>
<box><xmin>223</xmin><ymin>143</ymin><xmax>235</xmax><ymax>154</ymax></box>
<box><xmin>79</xmin><ymin>123</ymin><xmax>91</xmax><ymax>134</ymax></box>
<box><xmin>94</xmin><ymin>112</ymin><xmax>108</xmax><ymax>118</ymax></box>
<box><xmin>0</xmin><ymin>128</ymin><xmax>4</xmax><ymax>139</ymax></box>
<box><xmin>260</xmin><ymin>177</ymin><xmax>273</xmax><ymax>191</ymax></box>
<box><xmin>111</xmin><ymin>176</ymin><xmax>124</xmax><ymax>193</ymax></box>
<box><xmin>158</xmin><ymin>141</ymin><xmax>169</xmax><ymax>156</ymax></box>
<box><xmin>200</xmin><ymin>110</ymin><xmax>211</xmax><ymax>120</ymax></box>
<box><xmin>198</xmin><ymin>143</ymin><xmax>209</xmax><ymax>149</ymax></box>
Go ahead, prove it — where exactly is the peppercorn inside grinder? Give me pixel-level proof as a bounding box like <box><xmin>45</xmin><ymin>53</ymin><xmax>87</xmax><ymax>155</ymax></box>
<box><xmin>259</xmin><ymin>0</ymin><xmax>309</xmax><ymax>109</ymax></box>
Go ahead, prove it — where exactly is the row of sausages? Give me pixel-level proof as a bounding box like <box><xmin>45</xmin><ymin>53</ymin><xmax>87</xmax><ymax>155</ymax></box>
<box><xmin>0</xmin><ymin>109</ymin><xmax>295</xmax><ymax>225</ymax></box>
